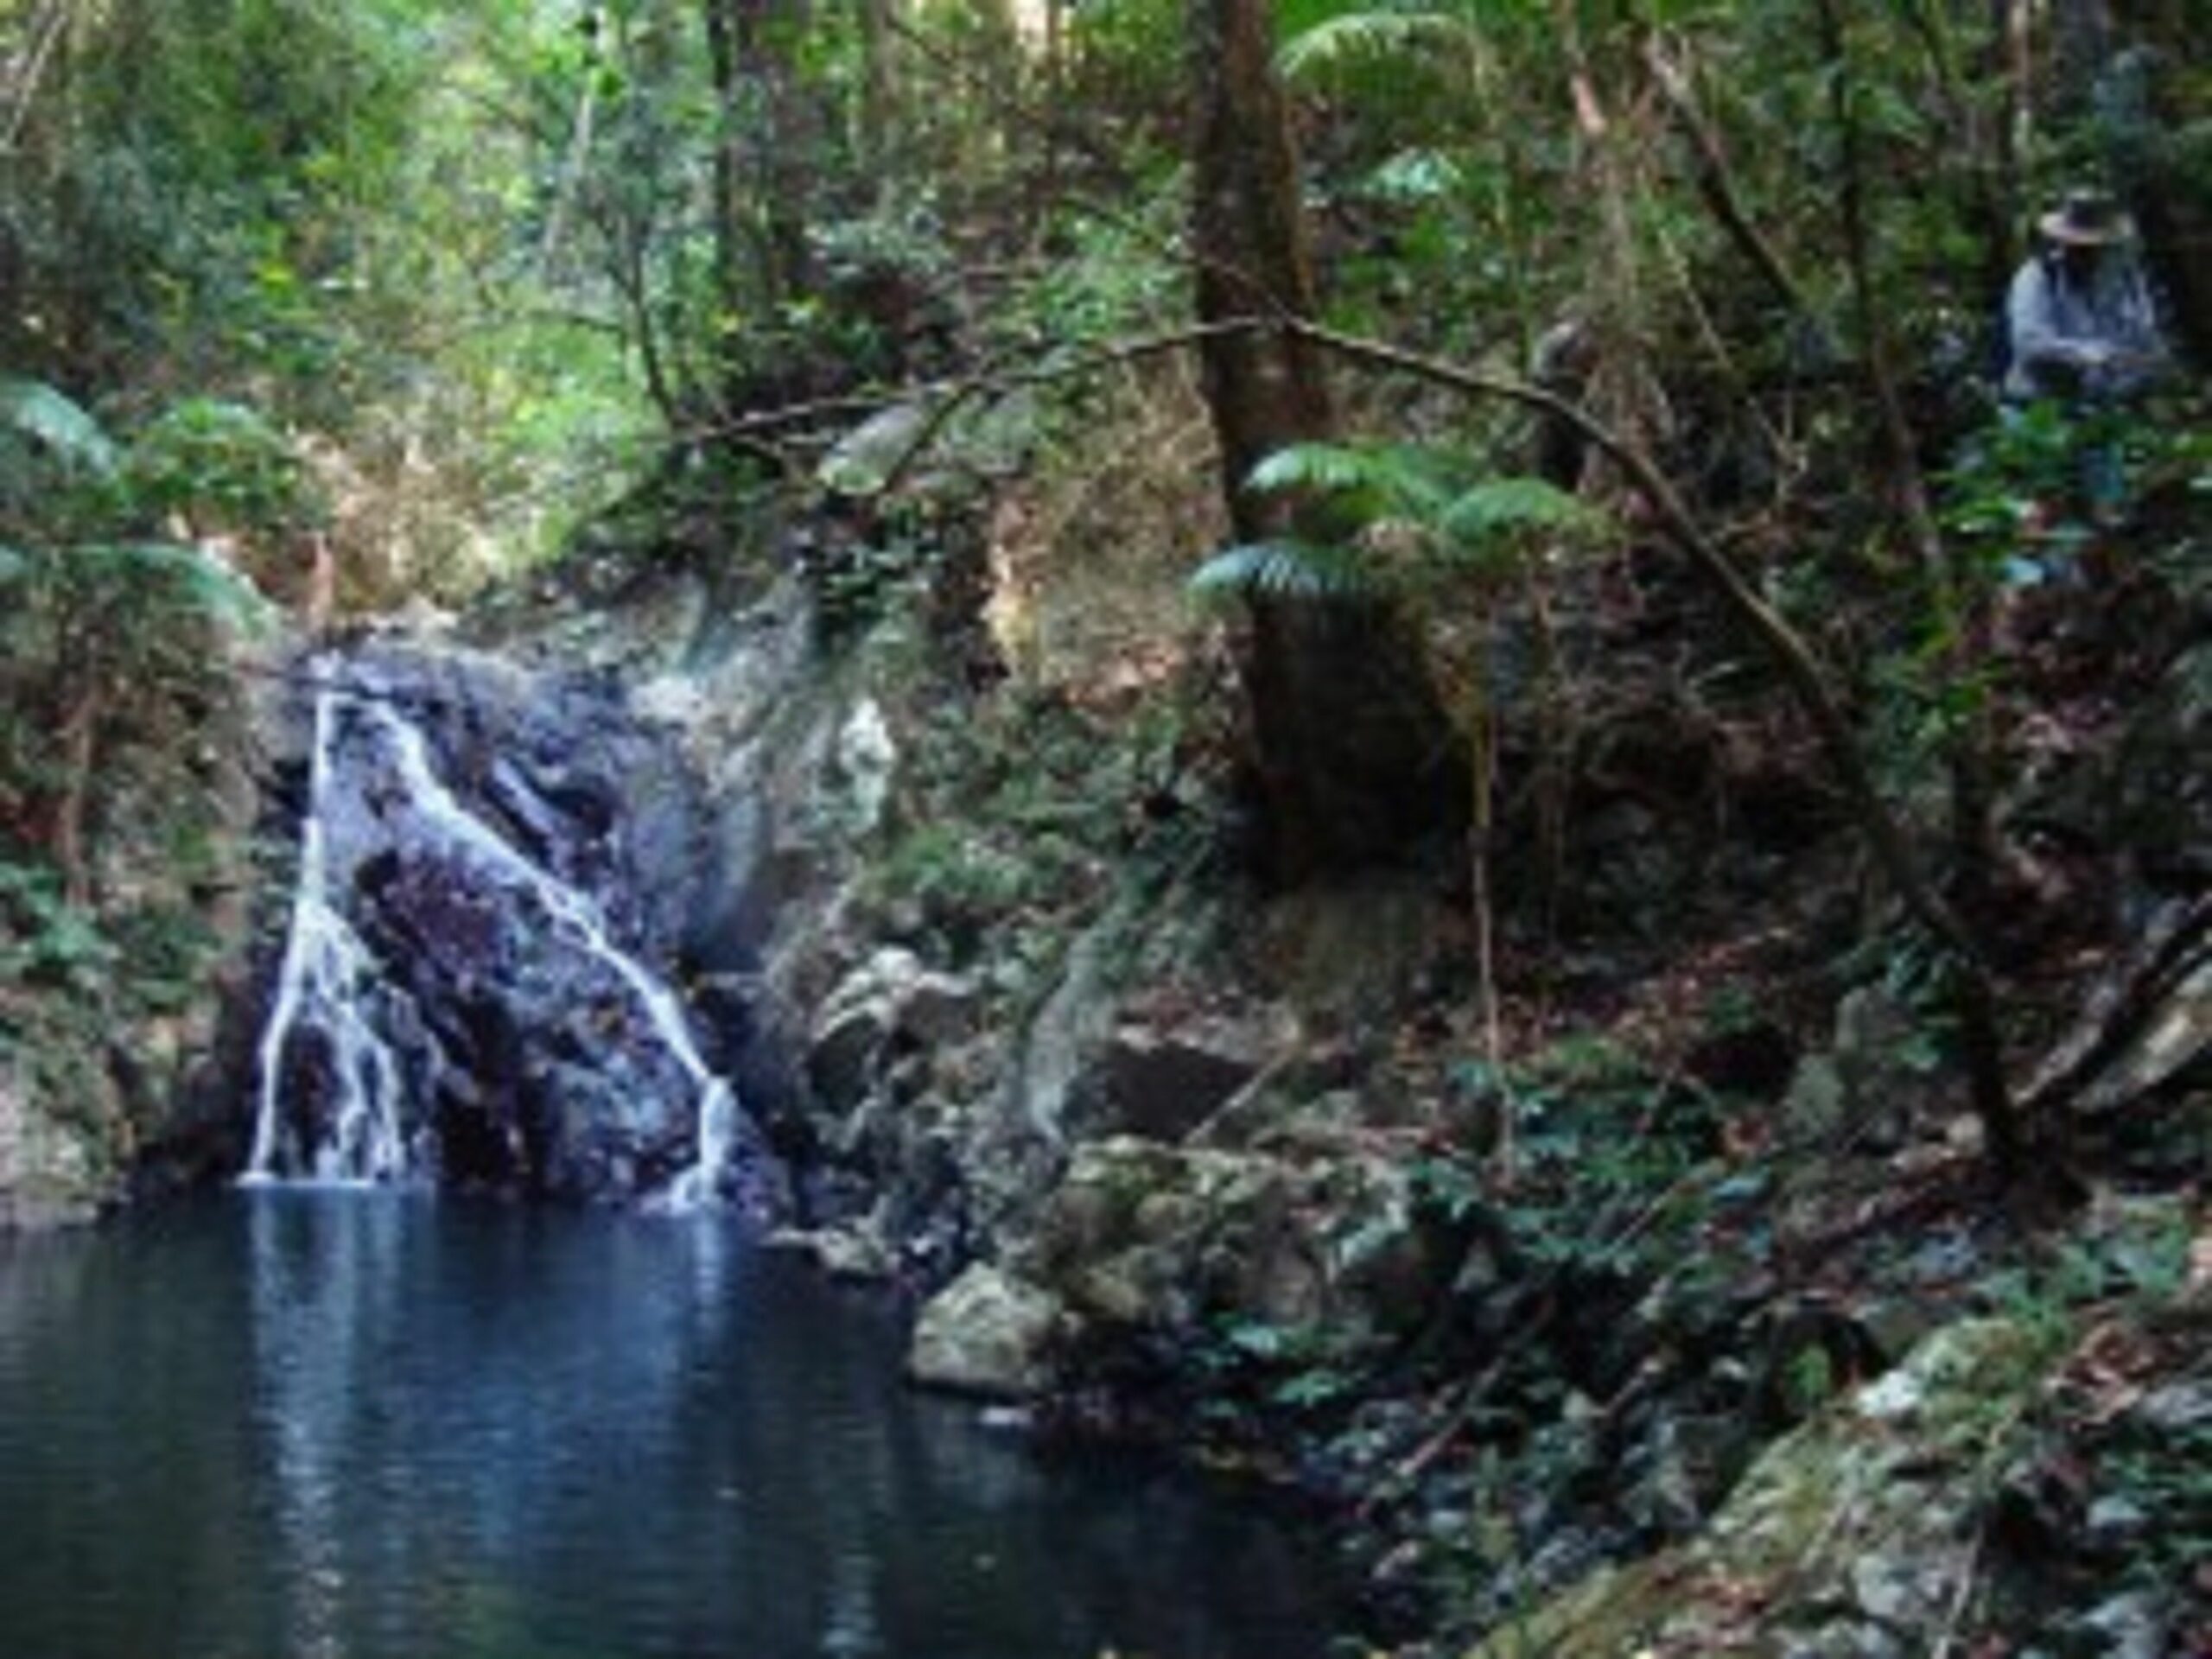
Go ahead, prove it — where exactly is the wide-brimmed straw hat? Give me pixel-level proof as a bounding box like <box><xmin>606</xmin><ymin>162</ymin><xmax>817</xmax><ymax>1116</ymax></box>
<box><xmin>2039</xmin><ymin>188</ymin><xmax>2135</xmax><ymax>247</ymax></box>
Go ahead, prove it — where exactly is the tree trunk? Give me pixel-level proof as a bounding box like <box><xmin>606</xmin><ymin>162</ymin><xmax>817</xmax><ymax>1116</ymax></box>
<box><xmin>703</xmin><ymin>0</ymin><xmax>818</xmax><ymax>371</ymax></box>
<box><xmin>857</xmin><ymin>0</ymin><xmax>898</xmax><ymax>189</ymax></box>
<box><xmin>1186</xmin><ymin>0</ymin><xmax>1462</xmax><ymax>878</ymax></box>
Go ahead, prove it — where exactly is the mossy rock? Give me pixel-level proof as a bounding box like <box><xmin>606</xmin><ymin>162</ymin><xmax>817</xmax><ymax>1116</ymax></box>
<box><xmin>1469</xmin><ymin>1319</ymin><xmax>2056</xmax><ymax>1657</ymax></box>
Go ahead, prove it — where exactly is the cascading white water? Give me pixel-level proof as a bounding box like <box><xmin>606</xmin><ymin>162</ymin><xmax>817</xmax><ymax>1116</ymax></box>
<box><xmin>363</xmin><ymin>702</ymin><xmax>739</xmax><ymax>1207</ymax></box>
<box><xmin>243</xmin><ymin>685</ymin><xmax>409</xmax><ymax>1186</ymax></box>
<box><xmin>245</xmin><ymin>675</ymin><xmax>741</xmax><ymax>1208</ymax></box>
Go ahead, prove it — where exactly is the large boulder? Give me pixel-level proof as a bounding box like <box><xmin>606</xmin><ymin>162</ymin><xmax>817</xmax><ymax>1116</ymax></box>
<box><xmin>1468</xmin><ymin>1319</ymin><xmax>2056</xmax><ymax>1658</ymax></box>
<box><xmin>1018</xmin><ymin>1135</ymin><xmax>1450</xmax><ymax>1346</ymax></box>
<box><xmin>906</xmin><ymin>1262</ymin><xmax>1067</xmax><ymax>1399</ymax></box>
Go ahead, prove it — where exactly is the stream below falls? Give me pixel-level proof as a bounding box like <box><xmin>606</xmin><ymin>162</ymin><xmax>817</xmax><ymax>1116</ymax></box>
<box><xmin>0</xmin><ymin>1193</ymin><xmax>1344</xmax><ymax>1659</ymax></box>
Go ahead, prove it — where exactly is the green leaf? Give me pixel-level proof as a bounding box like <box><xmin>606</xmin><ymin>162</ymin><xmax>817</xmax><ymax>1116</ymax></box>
<box><xmin>1188</xmin><ymin>539</ymin><xmax>1374</xmax><ymax>602</ymax></box>
<box><xmin>1364</xmin><ymin>147</ymin><xmax>1465</xmax><ymax>203</ymax></box>
<box><xmin>0</xmin><ymin>543</ymin><xmax>30</xmax><ymax>584</ymax></box>
<box><xmin>0</xmin><ymin>378</ymin><xmax>119</xmax><ymax>475</ymax></box>
<box><xmin>1279</xmin><ymin>10</ymin><xmax>1484</xmax><ymax>83</ymax></box>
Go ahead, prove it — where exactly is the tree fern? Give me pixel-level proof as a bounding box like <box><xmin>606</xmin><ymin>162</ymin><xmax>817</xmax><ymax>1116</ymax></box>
<box><xmin>1200</xmin><ymin>443</ymin><xmax>1607</xmax><ymax>607</ymax></box>
<box><xmin>1247</xmin><ymin>440</ymin><xmax>1461</xmax><ymax>523</ymax></box>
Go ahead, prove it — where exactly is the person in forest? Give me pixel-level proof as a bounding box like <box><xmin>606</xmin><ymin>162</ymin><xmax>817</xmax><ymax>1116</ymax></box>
<box><xmin>2003</xmin><ymin>188</ymin><xmax>2171</xmax><ymax>404</ymax></box>
<box><xmin>2000</xmin><ymin>188</ymin><xmax>2174</xmax><ymax>525</ymax></box>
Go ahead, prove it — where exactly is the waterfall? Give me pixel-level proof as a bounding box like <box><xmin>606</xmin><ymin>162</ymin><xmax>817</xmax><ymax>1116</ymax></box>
<box><xmin>244</xmin><ymin>658</ymin><xmax>758</xmax><ymax>1211</ymax></box>
<box><xmin>243</xmin><ymin>686</ymin><xmax>409</xmax><ymax>1186</ymax></box>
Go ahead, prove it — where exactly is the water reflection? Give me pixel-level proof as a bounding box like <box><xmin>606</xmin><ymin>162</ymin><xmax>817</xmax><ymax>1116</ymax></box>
<box><xmin>0</xmin><ymin>1198</ymin><xmax>1340</xmax><ymax>1659</ymax></box>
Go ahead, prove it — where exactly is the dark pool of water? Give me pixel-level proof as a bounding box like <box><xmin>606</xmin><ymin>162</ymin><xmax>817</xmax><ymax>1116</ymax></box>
<box><xmin>0</xmin><ymin>1193</ymin><xmax>1344</xmax><ymax>1659</ymax></box>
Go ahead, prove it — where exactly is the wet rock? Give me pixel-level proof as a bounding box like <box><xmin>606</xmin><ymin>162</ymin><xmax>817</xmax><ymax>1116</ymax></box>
<box><xmin>1780</xmin><ymin>1624</ymin><xmax>1907</xmax><ymax>1659</ymax></box>
<box><xmin>1001</xmin><ymin>905</ymin><xmax>1126</xmax><ymax>1148</ymax></box>
<box><xmin>817</xmin><ymin>403</ymin><xmax>932</xmax><ymax>499</ymax></box>
<box><xmin>1849</xmin><ymin>1550</ymin><xmax>1946</xmax><ymax>1627</ymax></box>
<box><xmin>2131</xmin><ymin>1378</ymin><xmax>2212</xmax><ymax>1432</ymax></box>
<box><xmin>2082</xmin><ymin>1492</ymin><xmax>2151</xmax><ymax>1552</ymax></box>
<box><xmin>766</xmin><ymin>1223</ymin><xmax>895</xmax><ymax>1282</ymax></box>
<box><xmin>831</xmin><ymin>696</ymin><xmax>896</xmax><ymax>836</ymax></box>
<box><xmin>906</xmin><ymin>1262</ymin><xmax>1066</xmax><ymax>1400</ymax></box>
<box><xmin>2077</xmin><ymin>948</ymin><xmax>2212</xmax><ymax>1114</ymax></box>
<box><xmin>2074</xmin><ymin>1590</ymin><xmax>2171</xmax><ymax>1659</ymax></box>
<box><xmin>246</xmin><ymin>643</ymin><xmax>781</xmax><ymax>1211</ymax></box>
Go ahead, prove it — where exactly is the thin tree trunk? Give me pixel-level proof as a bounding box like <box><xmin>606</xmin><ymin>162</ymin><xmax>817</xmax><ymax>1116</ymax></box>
<box><xmin>2000</xmin><ymin>0</ymin><xmax>2032</xmax><ymax>190</ymax></box>
<box><xmin>704</xmin><ymin>0</ymin><xmax>747</xmax><ymax>340</ymax></box>
<box><xmin>537</xmin><ymin>70</ymin><xmax>600</xmax><ymax>282</ymax></box>
<box><xmin>54</xmin><ymin>682</ymin><xmax>101</xmax><ymax>909</ymax></box>
<box><xmin>0</xmin><ymin>1</ymin><xmax>69</xmax><ymax>154</ymax></box>
<box><xmin>704</xmin><ymin>0</ymin><xmax>817</xmax><ymax>358</ymax></box>
<box><xmin>1819</xmin><ymin>0</ymin><xmax>2018</xmax><ymax>1174</ymax></box>
<box><xmin>1897</xmin><ymin>0</ymin><xmax>2018</xmax><ymax>302</ymax></box>
<box><xmin>858</xmin><ymin>0</ymin><xmax>897</xmax><ymax>188</ymax></box>
<box><xmin>1641</xmin><ymin>35</ymin><xmax>1808</xmax><ymax>319</ymax></box>
<box><xmin>2108</xmin><ymin>3</ymin><xmax>2212</xmax><ymax>361</ymax></box>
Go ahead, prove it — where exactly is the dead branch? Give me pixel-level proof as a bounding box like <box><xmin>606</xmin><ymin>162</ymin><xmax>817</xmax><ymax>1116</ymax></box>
<box><xmin>1642</xmin><ymin>34</ymin><xmax>1809</xmax><ymax>319</ymax></box>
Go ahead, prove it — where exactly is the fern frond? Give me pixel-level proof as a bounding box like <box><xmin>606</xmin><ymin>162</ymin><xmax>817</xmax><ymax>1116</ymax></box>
<box><xmin>71</xmin><ymin>541</ymin><xmax>274</xmax><ymax>632</ymax></box>
<box><xmin>1249</xmin><ymin>442</ymin><xmax>1459</xmax><ymax>521</ymax></box>
<box><xmin>0</xmin><ymin>378</ymin><xmax>119</xmax><ymax>475</ymax></box>
<box><xmin>1439</xmin><ymin>477</ymin><xmax>1605</xmax><ymax>544</ymax></box>
<box><xmin>1280</xmin><ymin>10</ymin><xmax>1485</xmax><ymax>82</ymax></box>
<box><xmin>1188</xmin><ymin>539</ymin><xmax>1376</xmax><ymax>603</ymax></box>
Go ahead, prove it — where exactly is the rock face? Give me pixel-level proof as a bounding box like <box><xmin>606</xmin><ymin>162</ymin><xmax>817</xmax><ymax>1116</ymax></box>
<box><xmin>0</xmin><ymin>1071</ymin><xmax>99</xmax><ymax>1230</ymax></box>
<box><xmin>807</xmin><ymin>946</ymin><xmax>980</xmax><ymax>1121</ymax></box>
<box><xmin>1024</xmin><ymin>1135</ymin><xmax>1446</xmax><ymax>1344</ymax></box>
<box><xmin>245</xmin><ymin>639</ymin><xmax>782</xmax><ymax>1211</ymax></box>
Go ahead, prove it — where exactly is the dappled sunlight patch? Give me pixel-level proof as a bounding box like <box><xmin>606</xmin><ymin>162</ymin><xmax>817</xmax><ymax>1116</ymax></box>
<box><xmin>984</xmin><ymin>363</ymin><xmax>1226</xmax><ymax>709</ymax></box>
